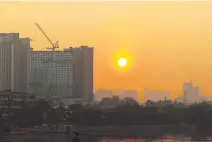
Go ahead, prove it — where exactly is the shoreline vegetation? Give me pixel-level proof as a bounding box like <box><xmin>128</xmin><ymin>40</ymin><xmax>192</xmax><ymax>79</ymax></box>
<box><xmin>1</xmin><ymin>97</ymin><xmax>212</xmax><ymax>137</ymax></box>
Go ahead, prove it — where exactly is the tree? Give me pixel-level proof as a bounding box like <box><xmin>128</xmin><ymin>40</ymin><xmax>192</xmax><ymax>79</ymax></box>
<box><xmin>122</xmin><ymin>97</ymin><xmax>138</xmax><ymax>105</ymax></box>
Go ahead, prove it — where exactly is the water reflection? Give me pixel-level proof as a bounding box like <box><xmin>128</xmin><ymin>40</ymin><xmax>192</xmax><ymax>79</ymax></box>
<box><xmin>99</xmin><ymin>137</ymin><xmax>191</xmax><ymax>142</ymax></box>
<box><xmin>6</xmin><ymin>134</ymin><xmax>192</xmax><ymax>142</ymax></box>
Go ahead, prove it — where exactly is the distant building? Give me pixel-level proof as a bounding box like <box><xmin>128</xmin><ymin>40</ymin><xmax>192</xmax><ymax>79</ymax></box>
<box><xmin>113</xmin><ymin>89</ymin><xmax>138</xmax><ymax>100</ymax></box>
<box><xmin>113</xmin><ymin>89</ymin><xmax>125</xmax><ymax>96</ymax></box>
<box><xmin>174</xmin><ymin>95</ymin><xmax>184</xmax><ymax>103</ymax></box>
<box><xmin>183</xmin><ymin>82</ymin><xmax>193</xmax><ymax>103</ymax></box>
<box><xmin>183</xmin><ymin>82</ymin><xmax>202</xmax><ymax>104</ymax></box>
<box><xmin>144</xmin><ymin>88</ymin><xmax>171</xmax><ymax>102</ymax></box>
<box><xmin>30</xmin><ymin>50</ymin><xmax>73</xmax><ymax>99</ymax></box>
<box><xmin>123</xmin><ymin>90</ymin><xmax>138</xmax><ymax>100</ymax></box>
<box><xmin>203</xmin><ymin>96</ymin><xmax>212</xmax><ymax>102</ymax></box>
<box><xmin>95</xmin><ymin>89</ymin><xmax>113</xmax><ymax>101</ymax></box>
<box><xmin>0</xmin><ymin>90</ymin><xmax>35</xmax><ymax>111</ymax></box>
<box><xmin>95</xmin><ymin>89</ymin><xmax>138</xmax><ymax>101</ymax></box>
<box><xmin>0</xmin><ymin>33</ymin><xmax>31</xmax><ymax>93</ymax></box>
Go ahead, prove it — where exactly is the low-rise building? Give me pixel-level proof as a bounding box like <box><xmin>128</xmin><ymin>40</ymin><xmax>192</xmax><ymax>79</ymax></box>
<box><xmin>0</xmin><ymin>90</ymin><xmax>35</xmax><ymax>111</ymax></box>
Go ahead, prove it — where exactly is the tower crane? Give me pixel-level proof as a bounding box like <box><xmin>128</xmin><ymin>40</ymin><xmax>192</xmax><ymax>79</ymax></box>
<box><xmin>35</xmin><ymin>23</ymin><xmax>59</xmax><ymax>51</ymax></box>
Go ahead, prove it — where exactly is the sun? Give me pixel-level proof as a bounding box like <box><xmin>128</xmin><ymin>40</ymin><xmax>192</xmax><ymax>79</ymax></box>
<box><xmin>118</xmin><ymin>58</ymin><xmax>127</xmax><ymax>67</ymax></box>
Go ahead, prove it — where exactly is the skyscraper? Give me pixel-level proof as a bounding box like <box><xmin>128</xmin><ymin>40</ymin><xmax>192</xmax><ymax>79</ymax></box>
<box><xmin>0</xmin><ymin>33</ymin><xmax>31</xmax><ymax>92</ymax></box>
<box><xmin>66</xmin><ymin>46</ymin><xmax>93</xmax><ymax>102</ymax></box>
<box><xmin>183</xmin><ymin>82</ymin><xmax>202</xmax><ymax>104</ymax></box>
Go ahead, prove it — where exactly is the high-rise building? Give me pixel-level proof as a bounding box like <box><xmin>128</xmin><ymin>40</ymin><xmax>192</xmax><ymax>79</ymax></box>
<box><xmin>0</xmin><ymin>33</ymin><xmax>31</xmax><ymax>92</ymax></box>
<box><xmin>183</xmin><ymin>82</ymin><xmax>202</xmax><ymax>104</ymax></box>
<box><xmin>30</xmin><ymin>46</ymin><xmax>93</xmax><ymax>102</ymax></box>
<box><xmin>65</xmin><ymin>46</ymin><xmax>93</xmax><ymax>102</ymax></box>
<box><xmin>30</xmin><ymin>50</ymin><xmax>73</xmax><ymax>98</ymax></box>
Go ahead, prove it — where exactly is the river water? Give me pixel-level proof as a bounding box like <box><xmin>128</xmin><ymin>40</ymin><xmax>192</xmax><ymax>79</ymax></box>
<box><xmin>6</xmin><ymin>134</ymin><xmax>193</xmax><ymax>142</ymax></box>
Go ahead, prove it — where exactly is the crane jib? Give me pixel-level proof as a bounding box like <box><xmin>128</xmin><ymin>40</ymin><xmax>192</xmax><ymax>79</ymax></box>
<box><xmin>35</xmin><ymin>23</ymin><xmax>59</xmax><ymax>51</ymax></box>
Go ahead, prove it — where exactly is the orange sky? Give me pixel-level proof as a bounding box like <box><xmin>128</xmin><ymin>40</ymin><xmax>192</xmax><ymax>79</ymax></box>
<box><xmin>1</xmin><ymin>1</ymin><xmax>212</xmax><ymax>99</ymax></box>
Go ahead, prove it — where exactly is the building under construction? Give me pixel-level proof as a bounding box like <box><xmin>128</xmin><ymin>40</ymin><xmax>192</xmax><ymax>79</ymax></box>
<box><xmin>30</xmin><ymin>23</ymin><xmax>93</xmax><ymax>103</ymax></box>
<box><xmin>30</xmin><ymin>46</ymin><xmax>93</xmax><ymax>102</ymax></box>
<box><xmin>30</xmin><ymin>50</ymin><xmax>73</xmax><ymax>99</ymax></box>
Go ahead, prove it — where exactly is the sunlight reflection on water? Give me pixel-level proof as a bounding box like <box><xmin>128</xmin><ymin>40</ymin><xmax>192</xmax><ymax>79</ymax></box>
<box><xmin>7</xmin><ymin>134</ymin><xmax>193</xmax><ymax>142</ymax></box>
<box><xmin>99</xmin><ymin>137</ymin><xmax>192</xmax><ymax>142</ymax></box>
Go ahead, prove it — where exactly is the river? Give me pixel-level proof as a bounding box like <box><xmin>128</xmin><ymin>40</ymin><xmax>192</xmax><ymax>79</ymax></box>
<box><xmin>5</xmin><ymin>134</ymin><xmax>195</xmax><ymax>142</ymax></box>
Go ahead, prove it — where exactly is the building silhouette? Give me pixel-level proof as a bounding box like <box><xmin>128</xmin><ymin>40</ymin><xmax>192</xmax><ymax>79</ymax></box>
<box><xmin>95</xmin><ymin>89</ymin><xmax>113</xmax><ymax>101</ymax></box>
<box><xmin>183</xmin><ymin>81</ymin><xmax>202</xmax><ymax>104</ymax></box>
<box><xmin>69</xmin><ymin>46</ymin><xmax>93</xmax><ymax>102</ymax></box>
<box><xmin>95</xmin><ymin>89</ymin><xmax>137</xmax><ymax>101</ymax></box>
<box><xmin>144</xmin><ymin>88</ymin><xmax>171</xmax><ymax>102</ymax></box>
<box><xmin>0</xmin><ymin>33</ymin><xmax>31</xmax><ymax>93</ymax></box>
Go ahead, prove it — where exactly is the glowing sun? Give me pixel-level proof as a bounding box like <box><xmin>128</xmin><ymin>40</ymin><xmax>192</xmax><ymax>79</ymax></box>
<box><xmin>118</xmin><ymin>58</ymin><xmax>127</xmax><ymax>67</ymax></box>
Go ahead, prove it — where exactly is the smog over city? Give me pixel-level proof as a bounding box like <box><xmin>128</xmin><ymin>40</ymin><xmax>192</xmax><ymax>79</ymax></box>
<box><xmin>1</xmin><ymin>1</ymin><xmax>212</xmax><ymax>142</ymax></box>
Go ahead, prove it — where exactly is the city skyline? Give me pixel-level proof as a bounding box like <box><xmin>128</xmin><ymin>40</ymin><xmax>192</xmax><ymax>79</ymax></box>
<box><xmin>0</xmin><ymin>33</ymin><xmax>93</xmax><ymax>103</ymax></box>
<box><xmin>2</xmin><ymin>2</ymin><xmax>212</xmax><ymax>100</ymax></box>
<box><xmin>94</xmin><ymin>81</ymin><xmax>206</xmax><ymax>103</ymax></box>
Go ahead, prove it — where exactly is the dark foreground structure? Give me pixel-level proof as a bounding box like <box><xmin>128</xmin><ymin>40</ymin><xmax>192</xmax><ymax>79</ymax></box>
<box><xmin>78</xmin><ymin>125</ymin><xmax>196</xmax><ymax>138</ymax></box>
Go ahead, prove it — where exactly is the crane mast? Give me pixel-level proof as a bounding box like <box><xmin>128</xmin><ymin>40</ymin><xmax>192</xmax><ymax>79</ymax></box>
<box><xmin>35</xmin><ymin>23</ymin><xmax>59</xmax><ymax>51</ymax></box>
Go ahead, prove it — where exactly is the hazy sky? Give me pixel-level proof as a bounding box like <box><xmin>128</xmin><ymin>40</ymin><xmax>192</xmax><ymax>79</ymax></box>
<box><xmin>1</xmin><ymin>2</ymin><xmax>212</xmax><ymax>99</ymax></box>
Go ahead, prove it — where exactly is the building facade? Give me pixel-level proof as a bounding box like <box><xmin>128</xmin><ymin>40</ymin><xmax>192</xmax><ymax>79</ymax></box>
<box><xmin>0</xmin><ymin>33</ymin><xmax>31</xmax><ymax>93</ymax></box>
<box><xmin>31</xmin><ymin>46</ymin><xmax>93</xmax><ymax>102</ymax></box>
<box><xmin>67</xmin><ymin>46</ymin><xmax>93</xmax><ymax>102</ymax></box>
<box><xmin>0</xmin><ymin>90</ymin><xmax>35</xmax><ymax>114</ymax></box>
<box><xmin>30</xmin><ymin>50</ymin><xmax>73</xmax><ymax>98</ymax></box>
